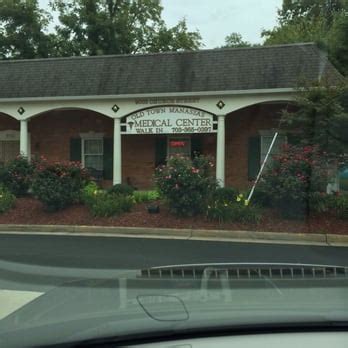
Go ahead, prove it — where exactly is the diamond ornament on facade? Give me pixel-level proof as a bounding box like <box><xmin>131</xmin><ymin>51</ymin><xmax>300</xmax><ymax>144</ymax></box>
<box><xmin>17</xmin><ymin>107</ymin><xmax>25</xmax><ymax>115</ymax></box>
<box><xmin>112</xmin><ymin>104</ymin><xmax>120</xmax><ymax>113</ymax></box>
<box><xmin>216</xmin><ymin>100</ymin><xmax>225</xmax><ymax>110</ymax></box>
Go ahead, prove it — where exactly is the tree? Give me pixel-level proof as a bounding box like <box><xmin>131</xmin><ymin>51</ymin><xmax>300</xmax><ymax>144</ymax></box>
<box><xmin>147</xmin><ymin>19</ymin><xmax>202</xmax><ymax>52</ymax></box>
<box><xmin>262</xmin><ymin>0</ymin><xmax>348</xmax><ymax>75</ymax></box>
<box><xmin>280</xmin><ymin>80</ymin><xmax>348</xmax><ymax>159</ymax></box>
<box><xmin>50</xmin><ymin>0</ymin><xmax>202</xmax><ymax>56</ymax></box>
<box><xmin>222</xmin><ymin>32</ymin><xmax>251</xmax><ymax>48</ymax></box>
<box><xmin>0</xmin><ymin>0</ymin><xmax>55</xmax><ymax>59</ymax></box>
<box><xmin>327</xmin><ymin>12</ymin><xmax>348</xmax><ymax>76</ymax></box>
<box><xmin>277</xmin><ymin>0</ymin><xmax>347</xmax><ymax>26</ymax></box>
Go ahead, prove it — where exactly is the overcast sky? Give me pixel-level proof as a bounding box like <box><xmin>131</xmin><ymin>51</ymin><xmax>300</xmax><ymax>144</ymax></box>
<box><xmin>39</xmin><ymin>0</ymin><xmax>282</xmax><ymax>48</ymax></box>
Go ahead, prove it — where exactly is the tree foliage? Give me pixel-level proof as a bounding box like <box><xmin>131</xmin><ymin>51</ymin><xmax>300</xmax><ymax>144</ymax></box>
<box><xmin>222</xmin><ymin>32</ymin><xmax>251</xmax><ymax>48</ymax></box>
<box><xmin>262</xmin><ymin>0</ymin><xmax>348</xmax><ymax>75</ymax></box>
<box><xmin>0</xmin><ymin>0</ymin><xmax>202</xmax><ymax>59</ymax></box>
<box><xmin>281</xmin><ymin>80</ymin><xmax>348</xmax><ymax>158</ymax></box>
<box><xmin>0</xmin><ymin>0</ymin><xmax>55</xmax><ymax>59</ymax></box>
<box><xmin>50</xmin><ymin>0</ymin><xmax>202</xmax><ymax>56</ymax></box>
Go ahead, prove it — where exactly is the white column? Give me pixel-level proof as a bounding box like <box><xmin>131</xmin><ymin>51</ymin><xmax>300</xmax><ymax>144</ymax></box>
<box><xmin>20</xmin><ymin>120</ymin><xmax>29</xmax><ymax>157</ymax></box>
<box><xmin>216</xmin><ymin>115</ymin><xmax>226</xmax><ymax>187</ymax></box>
<box><xmin>113</xmin><ymin>118</ymin><xmax>122</xmax><ymax>185</ymax></box>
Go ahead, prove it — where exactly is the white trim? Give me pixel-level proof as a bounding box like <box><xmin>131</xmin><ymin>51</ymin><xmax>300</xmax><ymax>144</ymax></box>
<box><xmin>216</xmin><ymin>115</ymin><xmax>226</xmax><ymax>187</ymax></box>
<box><xmin>79</xmin><ymin>132</ymin><xmax>104</xmax><ymax>140</ymax></box>
<box><xmin>0</xmin><ymin>88</ymin><xmax>297</xmax><ymax>103</ymax></box>
<box><xmin>20</xmin><ymin>120</ymin><xmax>29</xmax><ymax>157</ymax></box>
<box><xmin>113</xmin><ymin>118</ymin><xmax>122</xmax><ymax>185</ymax></box>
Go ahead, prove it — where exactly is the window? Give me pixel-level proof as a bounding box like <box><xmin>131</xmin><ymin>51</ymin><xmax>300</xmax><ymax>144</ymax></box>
<box><xmin>260</xmin><ymin>131</ymin><xmax>287</xmax><ymax>165</ymax></box>
<box><xmin>0</xmin><ymin>141</ymin><xmax>20</xmax><ymax>164</ymax></box>
<box><xmin>0</xmin><ymin>130</ymin><xmax>21</xmax><ymax>164</ymax></box>
<box><xmin>167</xmin><ymin>137</ymin><xmax>191</xmax><ymax>158</ymax></box>
<box><xmin>82</xmin><ymin>138</ymin><xmax>103</xmax><ymax>171</ymax></box>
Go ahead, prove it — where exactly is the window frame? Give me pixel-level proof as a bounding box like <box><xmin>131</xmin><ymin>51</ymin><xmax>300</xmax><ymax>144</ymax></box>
<box><xmin>0</xmin><ymin>130</ymin><xmax>31</xmax><ymax>162</ymax></box>
<box><xmin>259</xmin><ymin>130</ymin><xmax>287</xmax><ymax>165</ymax></box>
<box><xmin>80</xmin><ymin>133</ymin><xmax>104</xmax><ymax>171</ymax></box>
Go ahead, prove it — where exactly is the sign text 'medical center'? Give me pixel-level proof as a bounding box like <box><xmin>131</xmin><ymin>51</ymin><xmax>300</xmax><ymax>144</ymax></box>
<box><xmin>125</xmin><ymin>106</ymin><xmax>216</xmax><ymax>134</ymax></box>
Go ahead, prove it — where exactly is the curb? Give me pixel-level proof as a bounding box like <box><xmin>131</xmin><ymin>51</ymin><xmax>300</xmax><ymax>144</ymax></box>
<box><xmin>0</xmin><ymin>224</ymin><xmax>346</xmax><ymax>247</ymax></box>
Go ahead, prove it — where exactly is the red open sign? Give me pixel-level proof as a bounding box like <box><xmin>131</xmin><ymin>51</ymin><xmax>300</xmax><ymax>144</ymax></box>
<box><xmin>170</xmin><ymin>141</ymin><xmax>186</xmax><ymax>148</ymax></box>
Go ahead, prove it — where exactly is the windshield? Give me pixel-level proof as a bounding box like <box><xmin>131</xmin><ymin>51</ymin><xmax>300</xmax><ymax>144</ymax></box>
<box><xmin>0</xmin><ymin>0</ymin><xmax>347</xmax><ymax>347</ymax></box>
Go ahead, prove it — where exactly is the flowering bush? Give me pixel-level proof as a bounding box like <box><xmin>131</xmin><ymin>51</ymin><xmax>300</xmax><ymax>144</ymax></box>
<box><xmin>0</xmin><ymin>186</ymin><xmax>16</xmax><ymax>214</ymax></box>
<box><xmin>207</xmin><ymin>193</ymin><xmax>261</xmax><ymax>224</ymax></box>
<box><xmin>87</xmin><ymin>191</ymin><xmax>134</xmax><ymax>217</ymax></box>
<box><xmin>154</xmin><ymin>155</ymin><xmax>217</xmax><ymax>216</ymax></box>
<box><xmin>32</xmin><ymin>159</ymin><xmax>90</xmax><ymax>212</ymax></box>
<box><xmin>260</xmin><ymin>144</ymin><xmax>329</xmax><ymax>219</ymax></box>
<box><xmin>1</xmin><ymin>156</ymin><xmax>35</xmax><ymax>196</ymax></box>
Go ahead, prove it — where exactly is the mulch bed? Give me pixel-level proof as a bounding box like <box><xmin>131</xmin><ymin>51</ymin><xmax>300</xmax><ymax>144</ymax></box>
<box><xmin>0</xmin><ymin>197</ymin><xmax>347</xmax><ymax>235</ymax></box>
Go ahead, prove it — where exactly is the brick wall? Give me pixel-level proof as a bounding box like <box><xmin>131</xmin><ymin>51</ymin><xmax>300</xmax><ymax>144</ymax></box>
<box><xmin>0</xmin><ymin>113</ymin><xmax>19</xmax><ymax>131</ymax></box>
<box><xmin>0</xmin><ymin>104</ymin><xmax>289</xmax><ymax>190</ymax></box>
<box><xmin>225</xmin><ymin>103</ymin><xmax>286</xmax><ymax>189</ymax></box>
<box><xmin>29</xmin><ymin>110</ymin><xmax>113</xmax><ymax>161</ymax></box>
<box><xmin>122</xmin><ymin>135</ymin><xmax>156</xmax><ymax>189</ymax></box>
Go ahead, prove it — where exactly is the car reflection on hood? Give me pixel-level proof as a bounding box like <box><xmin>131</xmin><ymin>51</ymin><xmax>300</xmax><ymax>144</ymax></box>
<box><xmin>1</xmin><ymin>263</ymin><xmax>348</xmax><ymax>348</ymax></box>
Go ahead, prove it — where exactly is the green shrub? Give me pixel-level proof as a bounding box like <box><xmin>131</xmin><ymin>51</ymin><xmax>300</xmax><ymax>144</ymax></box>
<box><xmin>207</xmin><ymin>193</ymin><xmax>262</xmax><ymax>224</ymax></box>
<box><xmin>32</xmin><ymin>160</ymin><xmax>89</xmax><ymax>212</ymax></box>
<box><xmin>0</xmin><ymin>186</ymin><xmax>16</xmax><ymax>214</ymax></box>
<box><xmin>0</xmin><ymin>164</ymin><xmax>6</xmax><ymax>183</ymax></box>
<box><xmin>212</xmin><ymin>187</ymin><xmax>239</xmax><ymax>204</ymax></box>
<box><xmin>2</xmin><ymin>156</ymin><xmax>35</xmax><ymax>196</ymax></box>
<box><xmin>154</xmin><ymin>155</ymin><xmax>217</xmax><ymax>217</ymax></box>
<box><xmin>133</xmin><ymin>190</ymin><xmax>160</xmax><ymax>203</ymax></box>
<box><xmin>330</xmin><ymin>194</ymin><xmax>348</xmax><ymax>220</ymax></box>
<box><xmin>81</xmin><ymin>181</ymin><xmax>101</xmax><ymax>206</ymax></box>
<box><xmin>108</xmin><ymin>183</ymin><xmax>134</xmax><ymax>196</ymax></box>
<box><xmin>88</xmin><ymin>192</ymin><xmax>134</xmax><ymax>217</ymax></box>
<box><xmin>308</xmin><ymin>192</ymin><xmax>332</xmax><ymax>214</ymax></box>
<box><xmin>251</xmin><ymin>185</ymin><xmax>273</xmax><ymax>208</ymax></box>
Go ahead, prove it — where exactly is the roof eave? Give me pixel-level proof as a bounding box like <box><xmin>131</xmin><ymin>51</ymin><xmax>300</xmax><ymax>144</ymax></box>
<box><xmin>0</xmin><ymin>87</ymin><xmax>297</xmax><ymax>103</ymax></box>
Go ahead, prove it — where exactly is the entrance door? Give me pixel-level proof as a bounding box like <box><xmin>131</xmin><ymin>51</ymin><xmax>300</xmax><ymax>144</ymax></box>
<box><xmin>167</xmin><ymin>137</ymin><xmax>191</xmax><ymax>158</ymax></box>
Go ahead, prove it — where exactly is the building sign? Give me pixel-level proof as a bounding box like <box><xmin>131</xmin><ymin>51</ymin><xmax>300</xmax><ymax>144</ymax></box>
<box><xmin>124</xmin><ymin>106</ymin><xmax>216</xmax><ymax>135</ymax></box>
<box><xmin>135</xmin><ymin>97</ymin><xmax>200</xmax><ymax>105</ymax></box>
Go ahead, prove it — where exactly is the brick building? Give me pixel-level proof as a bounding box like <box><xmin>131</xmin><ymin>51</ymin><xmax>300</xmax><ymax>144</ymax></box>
<box><xmin>0</xmin><ymin>43</ymin><xmax>343</xmax><ymax>189</ymax></box>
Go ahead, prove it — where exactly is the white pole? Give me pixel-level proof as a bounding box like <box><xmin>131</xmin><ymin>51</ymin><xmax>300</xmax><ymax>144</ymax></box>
<box><xmin>247</xmin><ymin>132</ymin><xmax>279</xmax><ymax>203</ymax></box>
<box><xmin>216</xmin><ymin>115</ymin><xmax>226</xmax><ymax>187</ymax></box>
<box><xmin>113</xmin><ymin>118</ymin><xmax>122</xmax><ymax>185</ymax></box>
<box><xmin>20</xmin><ymin>120</ymin><xmax>28</xmax><ymax>157</ymax></box>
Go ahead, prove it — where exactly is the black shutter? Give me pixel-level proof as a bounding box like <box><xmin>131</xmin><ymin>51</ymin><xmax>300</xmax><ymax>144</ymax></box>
<box><xmin>248</xmin><ymin>136</ymin><xmax>261</xmax><ymax>181</ymax></box>
<box><xmin>70</xmin><ymin>138</ymin><xmax>81</xmax><ymax>162</ymax></box>
<box><xmin>155</xmin><ymin>137</ymin><xmax>167</xmax><ymax>167</ymax></box>
<box><xmin>103</xmin><ymin>138</ymin><xmax>113</xmax><ymax>180</ymax></box>
<box><xmin>191</xmin><ymin>136</ymin><xmax>202</xmax><ymax>158</ymax></box>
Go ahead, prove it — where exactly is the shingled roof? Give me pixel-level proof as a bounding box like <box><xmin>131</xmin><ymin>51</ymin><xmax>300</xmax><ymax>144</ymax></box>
<box><xmin>0</xmin><ymin>43</ymin><xmax>342</xmax><ymax>99</ymax></box>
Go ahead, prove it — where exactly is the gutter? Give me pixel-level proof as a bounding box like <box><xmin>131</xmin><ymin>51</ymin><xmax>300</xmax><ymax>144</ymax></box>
<box><xmin>0</xmin><ymin>88</ymin><xmax>297</xmax><ymax>103</ymax></box>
